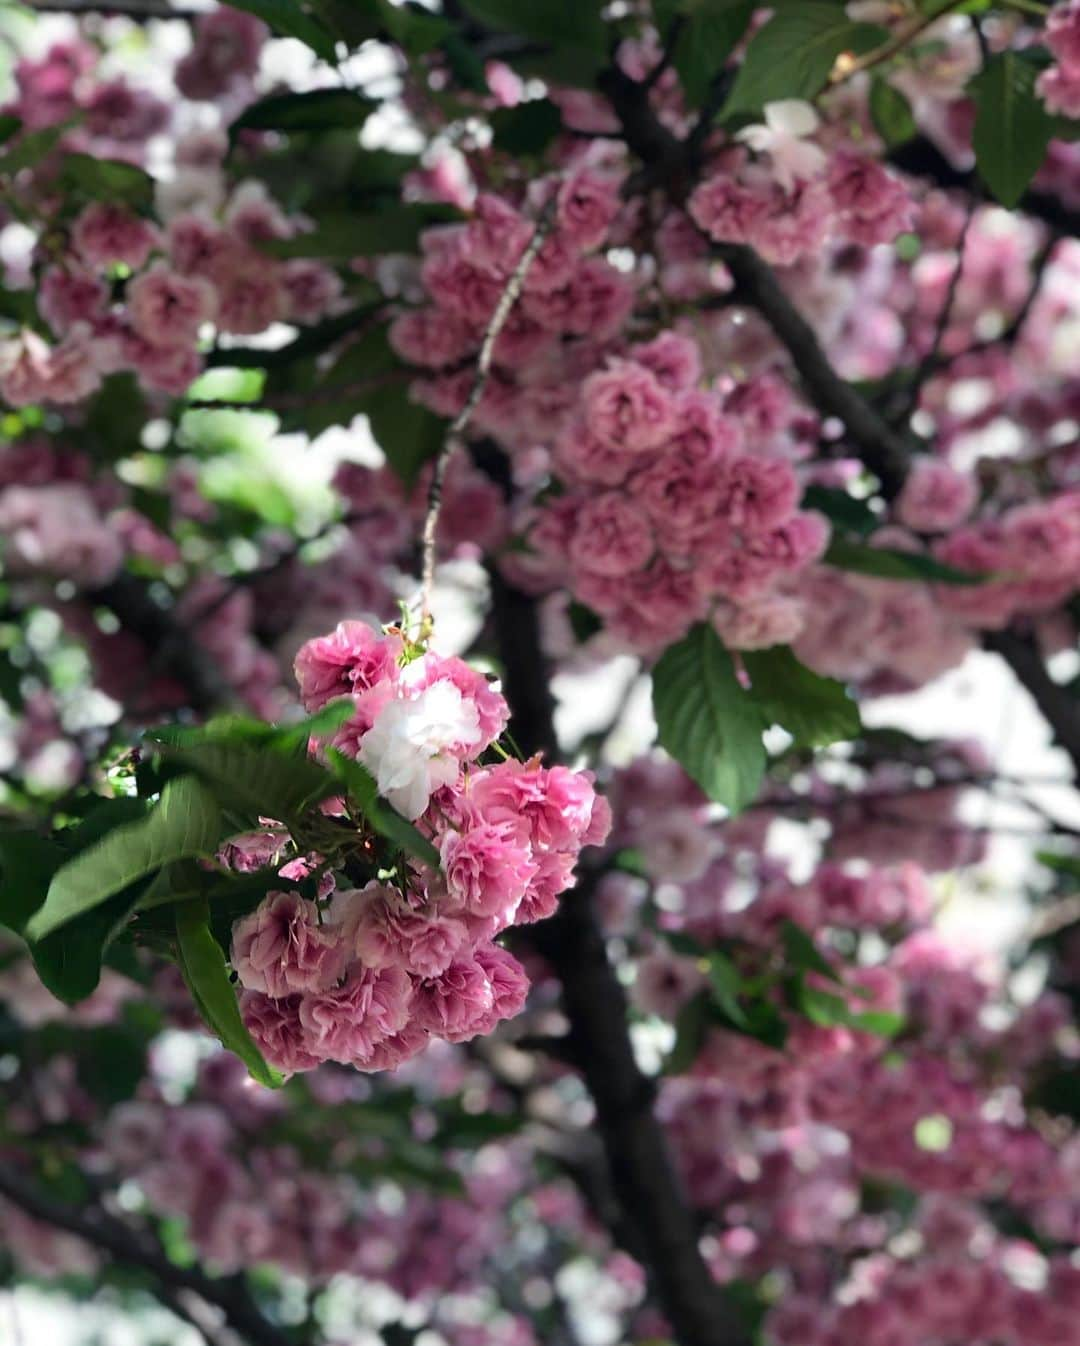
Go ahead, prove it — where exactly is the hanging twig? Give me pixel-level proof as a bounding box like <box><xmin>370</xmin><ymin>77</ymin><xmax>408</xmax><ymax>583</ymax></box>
<box><xmin>419</xmin><ymin>201</ymin><xmax>556</xmax><ymax>628</ymax></box>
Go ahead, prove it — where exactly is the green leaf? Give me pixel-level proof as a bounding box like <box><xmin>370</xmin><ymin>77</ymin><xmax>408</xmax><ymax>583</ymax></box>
<box><xmin>0</xmin><ymin>124</ymin><xmax>67</xmax><ymax>176</ymax></box>
<box><xmin>781</xmin><ymin>919</ymin><xmax>842</xmax><ymax>985</ymax></box>
<box><xmin>225</xmin><ymin>0</ymin><xmax>338</xmax><ymax>60</ymax></box>
<box><xmin>174</xmin><ymin>900</ymin><xmax>282</xmax><ymax>1088</ymax></box>
<box><xmin>27</xmin><ymin>778</ymin><xmax>227</xmax><ymax>942</ymax></box>
<box><xmin>459</xmin><ymin>0</ymin><xmax>607</xmax><ymax>81</ymax></box>
<box><xmin>328</xmin><ymin>750</ymin><xmax>441</xmax><ymax>868</ymax></box>
<box><xmin>0</xmin><ymin>115</ymin><xmax>21</xmax><ymax>146</ymax></box>
<box><xmin>658</xmin><ymin>0</ymin><xmax>756</xmax><ymax>108</ymax></box>
<box><xmin>707</xmin><ymin>949</ymin><xmax>748</xmax><ymax>1027</ymax></box>
<box><xmin>743</xmin><ymin>645</ymin><xmax>861</xmax><ymax>749</ymax></box>
<box><xmin>869</xmin><ymin>79</ymin><xmax>917</xmax><ymax>147</ymax></box>
<box><xmin>1035</xmin><ymin>850</ymin><xmax>1080</xmax><ymax>882</ymax></box>
<box><xmin>230</xmin><ymin>88</ymin><xmax>375</xmax><ymax>137</ymax></box>
<box><xmin>793</xmin><ymin>981</ymin><xmax>902</xmax><ymax>1037</ymax></box>
<box><xmin>664</xmin><ymin>989</ymin><xmax>711</xmax><ymax>1074</ymax></box>
<box><xmin>364</xmin><ymin>383</ymin><xmax>445</xmax><ymax>487</ymax></box>
<box><xmin>652</xmin><ymin>623</ymin><xmax>767</xmax><ymax>814</ymax></box>
<box><xmin>824</xmin><ymin>537</ymin><xmax>987</xmax><ymax>585</ymax></box>
<box><xmin>149</xmin><ymin>738</ymin><xmax>336</xmax><ymax>826</ymax></box>
<box><xmin>265</xmin><ymin>204</ymin><xmax>459</xmax><ymax>258</ymax></box>
<box><xmin>801</xmin><ymin>485</ymin><xmax>879</xmax><ymax>536</ymax></box>
<box><xmin>490</xmin><ymin>99</ymin><xmax>563</xmax><ymax>155</ymax></box>
<box><xmin>59</xmin><ymin>154</ymin><xmax>154</xmax><ymax>210</ymax></box>
<box><xmin>723</xmin><ymin>4</ymin><xmax>886</xmax><ymax>114</ymax></box>
<box><xmin>0</xmin><ymin>830</ymin><xmax>61</xmax><ymax>935</ymax></box>
<box><xmin>970</xmin><ymin>50</ymin><xmax>1056</xmax><ymax>207</ymax></box>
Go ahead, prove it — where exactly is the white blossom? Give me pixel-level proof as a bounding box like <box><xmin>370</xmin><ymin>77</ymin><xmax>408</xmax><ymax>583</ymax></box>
<box><xmin>735</xmin><ymin>99</ymin><xmax>828</xmax><ymax>192</ymax></box>
<box><xmin>359</xmin><ymin>680</ymin><xmax>482</xmax><ymax>820</ymax></box>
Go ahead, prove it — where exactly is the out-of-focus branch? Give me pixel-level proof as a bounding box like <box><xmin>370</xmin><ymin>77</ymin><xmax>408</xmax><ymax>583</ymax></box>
<box><xmin>26</xmin><ymin>0</ymin><xmax>200</xmax><ymax>18</ymax></box>
<box><xmin>984</xmin><ymin>630</ymin><xmax>1080</xmax><ymax>780</ymax></box>
<box><xmin>0</xmin><ymin>1166</ymin><xmax>301</xmax><ymax>1346</ymax></box>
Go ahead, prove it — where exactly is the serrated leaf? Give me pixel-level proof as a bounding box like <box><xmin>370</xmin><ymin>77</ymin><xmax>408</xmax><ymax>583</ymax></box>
<box><xmin>723</xmin><ymin>4</ymin><xmax>887</xmax><ymax>114</ymax></box>
<box><xmin>225</xmin><ymin>0</ymin><xmax>338</xmax><ymax>60</ymax></box>
<box><xmin>869</xmin><ymin>79</ymin><xmax>917</xmax><ymax>147</ymax></box>
<box><xmin>150</xmin><ymin>739</ymin><xmax>336</xmax><ymax>825</ymax></box>
<box><xmin>824</xmin><ymin>537</ymin><xmax>986</xmax><ymax>585</ymax></box>
<box><xmin>743</xmin><ymin>646</ymin><xmax>860</xmax><ymax>749</ymax></box>
<box><xmin>652</xmin><ymin>623</ymin><xmax>767</xmax><ymax>814</ymax></box>
<box><xmin>175</xmin><ymin>900</ymin><xmax>282</xmax><ymax>1088</ymax></box>
<box><xmin>970</xmin><ymin>50</ymin><xmax>1056</xmax><ymax>207</ymax></box>
<box><xmin>328</xmin><ymin>750</ymin><xmax>440</xmax><ymax>868</ymax></box>
<box><xmin>230</xmin><ymin>88</ymin><xmax>375</xmax><ymax>137</ymax></box>
<box><xmin>26</xmin><ymin>778</ymin><xmax>227</xmax><ymax>941</ymax></box>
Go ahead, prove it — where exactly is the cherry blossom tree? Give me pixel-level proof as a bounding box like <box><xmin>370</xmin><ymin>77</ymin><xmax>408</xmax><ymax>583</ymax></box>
<box><xmin>0</xmin><ymin>3</ymin><xmax>1079</xmax><ymax>1346</ymax></box>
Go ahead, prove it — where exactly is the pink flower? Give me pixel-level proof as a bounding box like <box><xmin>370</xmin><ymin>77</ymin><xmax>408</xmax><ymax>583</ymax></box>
<box><xmin>689</xmin><ymin>174</ymin><xmax>768</xmax><ymax>245</ymax></box>
<box><xmin>461</xmin><ymin>193</ymin><xmax>534</xmax><ymax>276</ymax></box>
<box><xmin>0</xmin><ymin>483</ymin><xmax>123</xmax><ymax>586</ymax></box>
<box><xmin>632</xmin><ymin>949</ymin><xmax>706</xmax><ymax>1019</ymax></box>
<box><xmin>556</xmin><ymin>167</ymin><xmax>623</xmax><ymax>252</ymax></box>
<box><xmin>1046</xmin><ymin>0</ymin><xmax>1080</xmax><ymax>73</ymax></box>
<box><xmin>713</xmin><ymin>593</ymin><xmax>806</xmax><ymax>650</ymax></box>
<box><xmin>1037</xmin><ymin>62</ymin><xmax>1080</xmax><ymax>117</ymax></box>
<box><xmin>282</xmin><ymin>260</ymin><xmax>343</xmax><ymax>325</ymax></box>
<box><xmin>214</xmin><ymin>252</ymin><xmax>286</xmax><ymax>335</ymax></box>
<box><xmin>128</xmin><ymin>264</ymin><xmax>216</xmax><ymax>348</ymax></box>
<box><xmin>175</xmin><ymin>7</ymin><xmax>267</xmax><ymax>100</ymax></box>
<box><xmin>71</xmin><ymin>202</ymin><xmax>159</xmax><ymax>271</ymax></box>
<box><xmin>298</xmin><ymin>965</ymin><xmax>413</xmax><ymax>1065</ymax></box>
<box><xmin>240</xmin><ymin>992</ymin><xmax>322</xmax><ymax>1074</ymax></box>
<box><xmin>230</xmin><ymin>891</ymin><xmax>346</xmax><ymax>999</ymax></box>
<box><xmin>390</xmin><ymin>308</ymin><xmax>477</xmax><ymax>369</ymax></box>
<box><xmin>39</xmin><ymin>267</ymin><xmax>108</xmax><ymax>334</ymax></box>
<box><xmin>569</xmin><ymin>492</ymin><xmax>655</xmax><ymax>577</ymax></box>
<box><xmin>718</xmin><ymin>455</ymin><xmax>800</xmax><ymax>535</ymax></box>
<box><xmin>0</xmin><ymin>331</ymin><xmax>52</xmax><ymax>406</ymax></box>
<box><xmin>473</xmin><ymin>943</ymin><xmax>530</xmax><ymax>1022</ymax></box>
<box><xmin>294</xmin><ymin>619</ymin><xmax>402</xmax><ymax>713</ymax></box>
<box><xmin>439</xmin><ymin>822</ymin><xmax>537</xmax><ymax>922</ymax></box>
<box><xmin>896</xmin><ymin>459</ymin><xmax>978</xmax><ymax>532</ymax></box>
<box><xmin>517</xmin><ymin>848</ymin><xmax>577</xmax><ymax>922</ymax></box>
<box><xmin>827</xmin><ymin>152</ymin><xmax>915</xmax><ymax>247</ymax></box>
<box><xmin>582</xmin><ymin>360</ymin><xmax>678</xmax><ymax>452</ymax></box>
<box><xmin>347</xmin><ymin>882</ymin><xmax>468</xmax><ymax>979</ymax></box>
<box><xmin>413</xmin><ymin>955</ymin><xmax>495</xmax><ymax>1042</ymax></box>
<box><xmin>630</xmin><ymin>332</ymin><xmax>702</xmax><ymax>392</ymax></box>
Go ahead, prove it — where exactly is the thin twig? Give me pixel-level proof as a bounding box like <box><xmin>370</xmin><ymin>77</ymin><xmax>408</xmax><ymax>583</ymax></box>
<box><xmin>829</xmin><ymin>0</ymin><xmax>971</xmax><ymax>85</ymax></box>
<box><xmin>419</xmin><ymin>201</ymin><xmax>556</xmax><ymax>626</ymax></box>
<box><xmin>894</xmin><ymin>196</ymin><xmax>978</xmax><ymax>425</ymax></box>
<box><xmin>27</xmin><ymin>0</ymin><xmax>200</xmax><ymax>17</ymax></box>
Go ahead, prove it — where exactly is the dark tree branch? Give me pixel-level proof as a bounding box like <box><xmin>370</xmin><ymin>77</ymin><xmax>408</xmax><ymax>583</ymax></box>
<box><xmin>27</xmin><ymin>0</ymin><xmax>199</xmax><ymax>17</ymax></box>
<box><xmin>719</xmin><ymin>245</ymin><xmax>912</xmax><ymax>497</ymax></box>
<box><xmin>0</xmin><ymin>1166</ymin><xmax>302</xmax><ymax>1346</ymax></box>
<box><xmin>488</xmin><ymin>573</ymin><xmax>750</xmax><ymax>1346</ymax></box>
<box><xmin>983</xmin><ymin>630</ymin><xmax>1080</xmax><ymax>780</ymax></box>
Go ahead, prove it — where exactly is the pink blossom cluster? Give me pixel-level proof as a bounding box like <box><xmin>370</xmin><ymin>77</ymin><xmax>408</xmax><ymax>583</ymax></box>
<box><xmin>689</xmin><ymin>147</ymin><xmax>915</xmax><ymax>268</ymax></box>
<box><xmin>391</xmin><ymin>177</ymin><xmax>635</xmax><ymax>450</ymax></box>
<box><xmin>1038</xmin><ymin>1</ymin><xmax>1080</xmax><ymax>117</ymax></box>
<box><xmin>0</xmin><ymin>32</ymin><xmax>341</xmax><ymax>409</ymax></box>
<box><xmin>515</xmin><ymin>333</ymin><xmax>829</xmax><ymax>651</ymax></box>
<box><xmin>233</xmin><ymin>621</ymin><xmax>609</xmax><ymax>1075</ymax></box>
